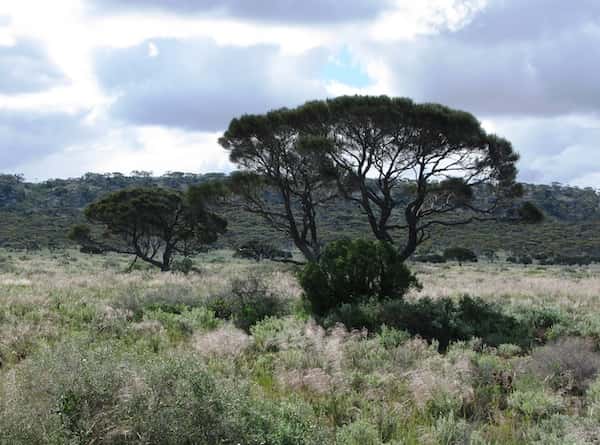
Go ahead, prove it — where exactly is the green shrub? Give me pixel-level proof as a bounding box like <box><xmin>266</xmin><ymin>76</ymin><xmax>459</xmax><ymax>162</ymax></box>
<box><xmin>413</xmin><ymin>254</ymin><xmax>446</xmax><ymax>263</ymax></box>
<box><xmin>497</xmin><ymin>343</ymin><xmax>522</xmax><ymax>358</ymax></box>
<box><xmin>378</xmin><ymin>325</ymin><xmax>411</xmax><ymax>350</ymax></box>
<box><xmin>250</xmin><ymin>316</ymin><xmax>305</xmax><ymax>353</ymax></box>
<box><xmin>206</xmin><ymin>275</ymin><xmax>290</xmax><ymax>332</ymax></box>
<box><xmin>586</xmin><ymin>376</ymin><xmax>600</xmax><ymax>419</ymax></box>
<box><xmin>143</xmin><ymin>306</ymin><xmax>219</xmax><ymax>340</ymax></box>
<box><xmin>336</xmin><ymin>419</ymin><xmax>381</xmax><ymax>445</ymax></box>
<box><xmin>383</xmin><ymin>296</ymin><xmax>532</xmax><ymax>351</ymax></box>
<box><xmin>428</xmin><ymin>414</ymin><xmax>470</xmax><ymax>445</ymax></box>
<box><xmin>443</xmin><ymin>247</ymin><xmax>478</xmax><ymax>264</ymax></box>
<box><xmin>299</xmin><ymin>239</ymin><xmax>420</xmax><ymax>316</ymax></box>
<box><xmin>322</xmin><ymin>299</ymin><xmax>382</xmax><ymax>332</ymax></box>
<box><xmin>171</xmin><ymin>257</ymin><xmax>194</xmax><ymax>274</ymax></box>
<box><xmin>508</xmin><ymin>389</ymin><xmax>564</xmax><ymax>419</ymax></box>
<box><xmin>325</xmin><ymin>296</ymin><xmax>533</xmax><ymax>352</ymax></box>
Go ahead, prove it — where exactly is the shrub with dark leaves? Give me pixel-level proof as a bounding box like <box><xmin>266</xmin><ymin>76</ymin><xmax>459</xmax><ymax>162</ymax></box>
<box><xmin>299</xmin><ymin>238</ymin><xmax>420</xmax><ymax>316</ymax></box>
<box><xmin>443</xmin><ymin>247</ymin><xmax>477</xmax><ymax>264</ymax></box>
<box><xmin>325</xmin><ymin>295</ymin><xmax>533</xmax><ymax>352</ymax></box>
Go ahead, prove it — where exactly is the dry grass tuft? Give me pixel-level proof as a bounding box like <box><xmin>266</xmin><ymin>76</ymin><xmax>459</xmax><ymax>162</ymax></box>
<box><xmin>192</xmin><ymin>325</ymin><xmax>252</xmax><ymax>357</ymax></box>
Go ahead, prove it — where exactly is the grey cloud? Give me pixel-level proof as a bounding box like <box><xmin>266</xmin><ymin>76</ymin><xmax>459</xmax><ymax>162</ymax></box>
<box><xmin>90</xmin><ymin>0</ymin><xmax>392</xmax><ymax>23</ymax></box>
<box><xmin>455</xmin><ymin>0</ymin><xmax>600</xmax><ymax>45</ymax></box>
<box><xmin>369</xmin><ymin>0</ymin><xmax>600</xmax><ymax>186</ymax></box>
<box><xmin>0</xmin><ymin>39</ymin><xmax>67</xmax><ymax>94</ymax></box>
<box><xmin>0</xmin><ymin>111</ymin><xmax>94</xmax><ymax>170</ymax></box>
<box><xmin>490</xmin><ymin>116</ymin><xmax>600</xmax><ymax>185</ymax></box>
<box><xmin>95</xmin><ymin>39</ymin><xmax>329</xmax><ymax>131</ymax></box>
<box><xmin>378</xmin><ymin>0</ymin><xmax>600</xmax><ymax>117</ymax></box>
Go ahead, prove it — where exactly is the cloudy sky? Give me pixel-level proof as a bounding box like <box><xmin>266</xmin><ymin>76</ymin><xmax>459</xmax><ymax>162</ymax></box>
<box><xmin>0</xmin><ymin>0</ymin><xmax>598</xmax><ymax>186</ymax></box>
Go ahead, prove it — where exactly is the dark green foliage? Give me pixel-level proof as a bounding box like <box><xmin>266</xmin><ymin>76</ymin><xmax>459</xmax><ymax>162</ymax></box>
<box><xmin>519</xmin><ymin>201</ymin><xmax>545</xmax><ymax>223</ymax></box>
<box><xmin>299</xmin><ymin>239</ymin><xmax>420</xmax><ymax>316</ymax></box>
<box><xmin>325</xmin><ymin>296</ymin><xmax>533</xmax><ymax>352</ymax></box>
<box><xmin>507</xmin><ymin>255</ymin><xmax>532</xmax><ymax>265</ymax></box>
<box><xmin>72</xmin><ymin>187</ymin><xmax>227</xmax><ymax>271</ymax></box>
<box><xmin>443</xmin><ymin>247</ymin><xmax>478</xmax><ymax>264</ymax></box>
<box><xmin>67</xmin><ymin>224</ymin><xmax>92</xmax><ymax>244</ymax></box>
<box><xmin>206</xmin><ymin>275</ymin><xmax>290</xmax><ymax>332</ymax></box>
<box><xmin>234</xmin><ymin>239</ymin><xmax>293</xmax><ymax>262</ymax></box>
<box><xmin>413</xmin><ymin>254</ymin><xmax>446</xmax><ymax>263</ymax></box>
<box><xmin>539</xmin><ymin>255</ymin><xmax>600</xmax><ymax>266</ymax></box>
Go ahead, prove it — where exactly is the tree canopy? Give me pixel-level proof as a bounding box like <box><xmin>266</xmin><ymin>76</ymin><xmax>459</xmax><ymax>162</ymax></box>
<box><xmin>69</xmin><ymin>187</ymin><xmax>226</xmax><ymax>271</ymax></box>
<box><xmin>221</xmin><ymin>95</ymin><xmax>538</xmax><ymax>261</ymax></box>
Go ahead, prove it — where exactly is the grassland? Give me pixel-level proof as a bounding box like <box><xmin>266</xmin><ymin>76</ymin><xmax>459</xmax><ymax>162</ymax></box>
<box><xmin>2</xmin><ymin>250</ymin><xmax>600</xmax><ymax>444</ymax></box>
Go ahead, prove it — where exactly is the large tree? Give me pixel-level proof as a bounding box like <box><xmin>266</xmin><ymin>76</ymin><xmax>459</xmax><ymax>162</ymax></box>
<box><xmin>222</xmin><ymin>96</ymin><xmax>537</xmax><ymax>262</ymax></box>
<box><xmin>318</xmin><ymin>96</ymin><xmax>530</xmax><ymax>260</ymax></box>
<box><xmin>69</xmin><ymin>187</ymin><xmax>226</xmax><ymax>271</ymax></box>
<box><xmin>220</xmin><ymin>111</ymin><xmax>338</xmax><ymax>262</ymax></box>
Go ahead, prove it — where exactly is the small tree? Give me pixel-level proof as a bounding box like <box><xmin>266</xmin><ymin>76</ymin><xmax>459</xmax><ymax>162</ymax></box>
<box><xmin>69</xmin><ymin>187</ymin><xmax>226</xmax><ymax>271</ymax></box>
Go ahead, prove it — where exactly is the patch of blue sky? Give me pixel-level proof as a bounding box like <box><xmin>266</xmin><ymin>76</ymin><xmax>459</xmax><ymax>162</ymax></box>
<box><xmin>321</xmin><ymin>47</ymin><xmax>372</xmax><ymax>88</ymax></box>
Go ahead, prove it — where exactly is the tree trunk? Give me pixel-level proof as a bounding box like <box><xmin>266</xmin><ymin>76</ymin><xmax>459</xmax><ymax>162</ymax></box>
<box><xmin>161</xmin><ymin>250</ymin><xmax>172</xmax><ymax>272</ymax></box>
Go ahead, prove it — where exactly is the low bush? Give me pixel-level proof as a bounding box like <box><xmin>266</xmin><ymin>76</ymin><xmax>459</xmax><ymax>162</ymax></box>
<box><xmin>539</xmin><ymin>255</ymin><xmax>600</xmax><ymax>266</ymax></box>
<box><xmin>386</xmin><ymin>296</ymin><xmax>532</xmax><ymax>351</ymax></box>
<box><xmin>233</xmin><ymin>239</ymin><xmax>293</xmax><ymax>262</ymax></box>
<box><xmin>507</xmin><ymin>255</ymin><xmax>533</xmax><ymax>265</ymax></box>
<box><xmin>443</xmin><ymin>247</ymin><xmax>478</xmax><ymax>264</ymax></box>
<box><xmin>299</xmin><ymin>239</ymin><xmax>420</xmax><ymax>316</ymax></box>
<box><xmin>508</xmin><ymin>389</ymin><xmax>564</xmax><ymax>420</ymax></box>
<box><xmin>206</xmin><ymin>275</ymin><xmax>290</xmax><ymax>332</ymax></box>
<box><xmin>171</xmin><ymin>257</ymin><xmax>194</xmax><ymax>274</ymax></box>
<box><xmin>324</xmin><ymin>296</ymin><xmax>533</xmax><ymax>352</ymax></box>
<box><xmin>413</xmin><ymin>254</ymin><xmax>446</xmax><ymax>263</ymax></box>
<box><xmin>529</xmin><ymin>337</ymin><xmax>600</xmax><ymax>395</ymax></box>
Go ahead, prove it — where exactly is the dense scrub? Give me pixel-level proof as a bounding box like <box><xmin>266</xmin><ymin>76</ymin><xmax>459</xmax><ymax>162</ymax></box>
<box><xmin>3</xmin><ymin>251</ymin><xmax>600</xmax><ymax>443</ymax></box>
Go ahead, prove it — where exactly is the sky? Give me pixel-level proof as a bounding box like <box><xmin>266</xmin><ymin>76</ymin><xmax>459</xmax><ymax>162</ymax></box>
<box><xmin>0</xmin><ymin>0</ymin><xmax>599</xmax><ymax>186</ymax></box>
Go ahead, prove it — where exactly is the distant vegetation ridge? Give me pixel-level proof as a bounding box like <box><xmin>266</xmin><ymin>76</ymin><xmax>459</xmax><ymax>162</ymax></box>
<box><xmin>1</xmin><ymin>172</ymin><xmax>600</xmax><ymax>256</ymax></box>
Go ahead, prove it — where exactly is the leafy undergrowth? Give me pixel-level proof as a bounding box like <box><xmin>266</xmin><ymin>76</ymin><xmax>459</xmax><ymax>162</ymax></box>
<box><xmin>3</xmin><ymin>250</ymin><xmax>600</xmax><ymax>444</ymax></box>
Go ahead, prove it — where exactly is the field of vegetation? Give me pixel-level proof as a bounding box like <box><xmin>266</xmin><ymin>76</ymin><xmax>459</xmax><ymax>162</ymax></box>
<box><xmin>3</xmin><ymin>250</ymin><xmax>600</xmax><ymax>444</ymax></box>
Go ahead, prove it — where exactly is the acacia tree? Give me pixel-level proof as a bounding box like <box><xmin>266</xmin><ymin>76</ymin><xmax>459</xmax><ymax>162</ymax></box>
<box><xmin>69</xmin><ymin>187</ymin><xmax>226</xmax><ymax>271</ymax></box>
<box><xmin>219</xmin><ymin>111</ymin><xmax>338</xmax><ymax>262</ymax></box>
<box><xmin>222</xmin><ymin>95</ymin><xmax>539</xmax><ymax>262</ymax></box>
<box><xmin>315</xmin><ymin>95</ymin><xmax>533</xmax><ymax>260</ymax></box>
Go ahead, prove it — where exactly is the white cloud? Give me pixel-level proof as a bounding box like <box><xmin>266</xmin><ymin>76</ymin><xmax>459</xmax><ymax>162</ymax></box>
<box><xmin>13</xmin><ymin>126</ymin><xmax>231</xmax><ymax>180</ymax></box>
